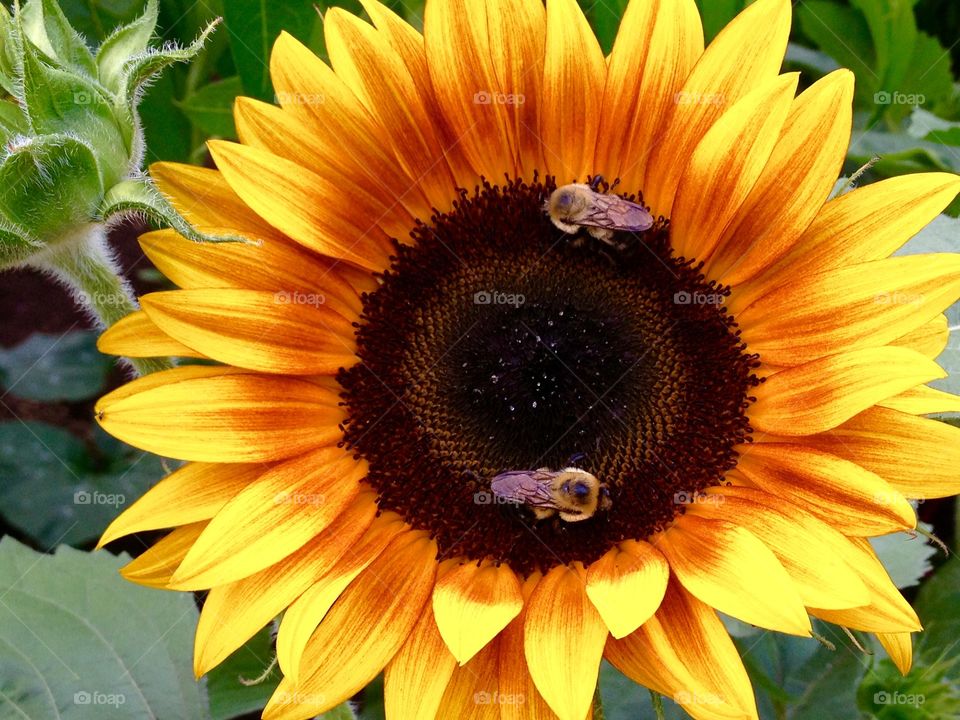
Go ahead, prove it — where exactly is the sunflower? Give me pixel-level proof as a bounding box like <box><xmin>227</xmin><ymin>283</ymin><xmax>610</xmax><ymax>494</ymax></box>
<box><xmin>94</xmin><ymin>0</ymin><xmax>960</xmax><ymax>718</ymax></box>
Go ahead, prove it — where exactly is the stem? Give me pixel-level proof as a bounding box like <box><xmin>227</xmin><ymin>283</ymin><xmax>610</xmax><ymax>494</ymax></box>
<box><xmin>592</xmin><ymin>682</ymin><xmax>605</xmax><ymax>720</ymax></box>
<box><xmin>649</xmin><ymin>690</ymin><xmax>666</xmax><ymax>720</ymax></box>
<box><xmin>31</xmin><ymin>223</ymin><xmax>171</xmax><ymax>376</ymax></box>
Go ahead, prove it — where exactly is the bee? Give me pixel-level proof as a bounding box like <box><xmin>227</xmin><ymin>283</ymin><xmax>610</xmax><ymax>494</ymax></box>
<box><xmin>545</xmin><ymin>180</ymin><xmax>654</xmax><ymax>245</ymax></box>
<box><xmin>490</xmin><ymin>467</ymin><xmax>612</xmax><ymax>522</ymax></box>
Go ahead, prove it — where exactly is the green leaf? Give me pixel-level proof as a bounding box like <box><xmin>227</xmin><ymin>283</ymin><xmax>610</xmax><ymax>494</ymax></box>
<box><xmin>320</xmin><ymin>703</ymin><xmax>359</xmax><ymax>719</ymax></box>
<box><xmin>0</xmin><ymin>537</ymin><xmax>207</xmax><ymax>719</ymax></box>
<box><xmin>20</xmin><ymin>0</ymin><xmax>98</xmax><ymax>77</ymax></box>
<box><xmin>0</xmin><ymin>330</ymin><xmax>112</xmax><ymax>402</ymax></box>
<box><xmin>0</xmin><ymin>134</ymin><xmax>104</xmax><ymax>240</ymax></box>
<box><xmin>847</xmin><ymin>129</ymin><xmax>960</xmax><ymax>176</ymax></box>
<box><xmin>0</xmin><ymin>421</ymin><xmax>165</xmax><ymax>549</ymax></box>
<box><xmin>895</xmin><ymin>32</ymin><xmax>956</xmax><ymax>118</ymax></box>
<box><xmin>177</xmin><ymin>75</ymin><xmax>242</xmax><ymax>138</ymax></box>
<box><xmin>96</xmin><ymin>0</ymin><xmax>159</xmax><ymax>95</ymax></box>
<box><xmin>98</xmin><ymin>177</ymin><xmax>250</xmax><ymax>244</ymax></box>
<box><xmin>207</xmin><ymin>625</ymin><xmax>280</xmax><ymax>720</ymax></box>
<box><xmin>784</xmin><ymin>42</ymin><xmax>840</xmax><ymax>78</ymax></box>
<box><xmin>869</xmin><ymin>523</ymin><xmax>936</xmax><ymax>590</ymax></box>
<box><xmin>121</xmin><ymin>19</ymin><xmax>219</xmax><ymax>105</ymax></box>
<box><xmin>599</xmin><ymin>661</ymin><xmax>685</xmax><ymax>720</ymax></box>
<box><xmin>138</xmin><ymin>69</ymin><xmax>193</xmax><ymax>164</ymax></box>
<box><xmin>0</xmin><ymin>99</ymin><xmax>28</xmax><ymax>138</ymax></box>
<box><xmin>849</xmin><ymin>0</ymin><xmax>917</xmax><ymax>98</ymax></box>
<box><xmin>908</xmin><ymin>107</ymin><xmax>960</xmax><ymax>146</ymax></box>
<box><xmin>0</xmin><ymin>218</ymin><xmax>42</xmax><ymax>270</ymax></box>
<box><xmin>583</xmin><ymin>0</ymin><xmax>628</xmax><ymax>55</ymax></box>
<box><xmin>223</xmin><ymin>0</ymin><xmax>322</xmax><ymax>101</ymax></box>
<box><xmin>786</xmin><ymin>636</ymin><xmax>866</xmax><ymax>720</ymax></box>
<box><xmin>914</xmin><ymin>556</ymin><xmax>960</xmax><ymax>665</ymax></box>
<box><xmin>695</xmin><ymin>0</ymin><xmax>745</xmax><ymax>44</ymax></box>
<box><xmin>54</xmin><ymin>0</ymin><xmax>145</xmax><ymax>44</ymax></box>
<box><xmin>0</xmin><ymin>3</ymin><xmax>19</xmax><ymax>95</ymax></box>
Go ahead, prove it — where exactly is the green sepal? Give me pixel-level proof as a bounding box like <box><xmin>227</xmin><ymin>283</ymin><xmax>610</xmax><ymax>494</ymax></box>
<box><xmin>20</xmin><ymin>0</ymin><xmax>97</xmax><ymax>78</ymax></box>
<box><xmin>0</xmin><ymin>98</ymin><xmax>28</xmax><ymax>139</ymax></box>
<box><xmin>96</xmin><ymin>0</ymin><xmax>159</xmax><ymax>96</ymax></box>
<box><xmin>122</xmin><ymin>19</ymin><xmax>220</xmax><ymax>105</ymax></box>
<box><xmin>19</xmin><ymin>32</ymin><xmax>129</xmax><ymax>187</ymax></box>
<box><xmin>99</xmin><ymin>178</ymin><xmax>251</xmax><ymax>244</ymax></box>
<box><xmin>0</xmin><ymin>4</ymin><xmax>19</xmax><ymax>96</ymax></box>
<box><xmin>0</xmin><ymin>216</ymin><xmax>42</xmax><ymax>270</ymax></box>
<box><xmin>0</xmin><ymin>134</ymin><xmax>103</xmax><ymax>240</ymax></box>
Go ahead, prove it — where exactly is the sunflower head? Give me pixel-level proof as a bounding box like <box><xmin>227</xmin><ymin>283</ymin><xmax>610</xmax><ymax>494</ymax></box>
<box><xmin>95</xmin><ymin>1</ymin><xmax>960</xmax><ymax>719</ymax></box>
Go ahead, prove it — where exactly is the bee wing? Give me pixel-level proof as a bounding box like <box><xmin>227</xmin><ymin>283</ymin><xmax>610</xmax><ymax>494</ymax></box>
<box><xmin>491</xmin><ymin>470</ymin><xmax>562</xmax><ymax>508</ymax></box>
<box><xmin>578</xmin><ymin>194</ymin><xmax>654</xmax><ymax>233</ymax></box>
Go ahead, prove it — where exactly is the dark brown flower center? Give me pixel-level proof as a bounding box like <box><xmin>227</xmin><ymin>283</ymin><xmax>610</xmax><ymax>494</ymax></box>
<box><xmin>338</xmin><ymin>177</ymin><xmax>760</xmax><ymax>575</ymax></box>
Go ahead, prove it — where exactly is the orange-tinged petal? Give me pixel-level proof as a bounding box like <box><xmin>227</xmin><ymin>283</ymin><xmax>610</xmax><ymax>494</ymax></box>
<box><xmin>269</xmin><ymin>32</ymin><xmax>432</xmax><ymax>221</ymax></box>
<box><xmin>707</xmin><ymin>70</ymin><xmax>854</xmax><ymax>285</ymax></box>
<box><xmin>809</xmin><ymin>538</ymin><xmax>921</xmax><ymax>633</ymax></box>
<box><xmin>880</xmin><ymin>385</ymin><xmax>960</xmax><ymax>414</ymax></box>
<box><xmin>671</xmin><ymin>74</ymin><xmax>797</xmax><ymax>262</ymax></box>
<box><xmin>435</xmin><ymin>640</ymin><xmax>501</xmax><ymax>720</ymax></box>
<box><xmin>876</xmin><ymin>632</ymin><xmax>913</xmax><ymax>676</ymax></box>
<box><xmin>138</xmin><ymin>229</ymin><xmax>372</xmax><ymax>315</ymax></box>
<box><xmin>738</xmin><ymin>255</ymin><xmax>960</xmax><ymax>366</ymax></box>
<box><xmin>540</xmin><ymin>0</ymin><xmax>605</xmax><ymax>183</ymax></box>
<box><xmin>95</xmin><ymin>368</ymin><xmax>345</xmax><ymax>463</ymax></box>
<box><xmin>596</xmin><ymin>0</ymin><xmax>704</xmax><ymax>190</ymax></box>
<box><xmin>730</xmin><ymin>173</ymin><xmax>960</xmax><ymax>312</ymax></box>
<box><xmin>384</xmin><ymin>601</ymin><xmax>457</xmax><ymax>720</ymax></box>
<box><xmin>98</xmin><ymin>462</ymin><xmax>264</xmax><ymax>548</ymax></box>
<box><xmin>749</xmin><ymin>347</ymin><xmax>946</xmax><ymax>435</ymax></box>
<box><xmin>97</xmin><ymin>309</ymin><xmax>204</xmax><ymax>360</ymax></box>
<box><xmin>263</xmin><ymin>532</ymin><xmax>437</xmax><ymax>719</ymax></box>
<box><xmin>524</xmin><ymin>564</ymin><xmax>608</xmax><ymax>720</ymax></box>
<box><xmin>208</xmin><ymin>140</ymin><xmax>392</xmax><ymax>272</ymax></box>
<box><xmin>276</xmin><ymin>512</ymin><xmax>408</xmax><ymax>682</ymax></box>
<box><xmin>643</xmin><ymin>0</ymin><xmax>791</xmax><ymax>215</ymax></box>
<box><xmin>432</xmin><ymin>560</ymin><xmax>523</xmax><ymax>664</ymax></box>
<box><xmin>169</xmin><ymin>446</ymin><xmax>363</xmax><ymax>589</ymax></box>
<box><xmin>796</xmin><ymin>406</ymin><xmax>960</xmax><ymax>500</ymax></box>
<box><xmin>120</xmin><ymin>522</ymin><xmax>206</xmax><ymax>588</ymax></box>
<box><xmin>689</xmin><ymin>486</ymin><xmax>869</xmax><ymax>609</ymax></box>
<box><xmin>141</xmin><ymin>289</ymin><xmax>356</xmax><ymax>375</ymax></box>
<box><xmin>655</xmin><ymin>514</ymin><xmax>811</xmax><ymax>635</ymax></box>
<box><xmin>891</xmin><ymin>314</ymin><xmax>949</xmax><ymax>359</ymax></box>
<box><xmin>605</xmin><ymin>578</ymin><xmax>758</xmax><ymax>720</ymax></box>
<box><xmin>192</xmin><ymin>493</ymin><xmax>377</xmax><ymax>676</ymax></box>
<box><xmin>736</xmin><ymin>443</ymin><xmax>916</xmax><ymax>535</ymax></box>
<box><xmin>585</xmin><ymin>540</ymin><xmax>669</xmax><ymax>638</ymax></box>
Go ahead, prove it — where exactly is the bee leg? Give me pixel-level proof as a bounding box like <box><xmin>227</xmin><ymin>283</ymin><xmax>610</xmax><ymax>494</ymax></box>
<box><xmin>531</xmin><ymin>507</ymin><xmax>557</xmax><ymax>521</ymax></box>
<box><xmin>549</xmin><ymin>217</ymin><xmax>582</xmax><ymax>234</ymax></box>
<box><xmin>587</xmin><ymin>226</ymin><xmax>614</xmax><ymax>243</ymax></box>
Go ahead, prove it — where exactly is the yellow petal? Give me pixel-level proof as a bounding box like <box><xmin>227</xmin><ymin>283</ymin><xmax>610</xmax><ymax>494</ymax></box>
<box><xmin>540</xmin><ymin>0</ymin><xmax>606</xmax><ymax>183</ymax></box>
<box><xmin>585</xmin><ymin>540</ymin><xmax>669</xmax><ymax>638</ymax></box>
<box><xmin>605</xmin><ymin>577</ymin><xmax>758</xmax><ymax>720</ymax></box>
<box><xmin>263</xmin><ymin>532</ymin><xmax>437</xmax><ymax>719</ymax></box>
<box><xmin>809</xmin><ymin>538</ymin><xmax>921</xmax><ymax>633</ymax></box>
<box><xmin>432</xmin><ymin>560</ymin><xmax>523</xmax><ymax>664</ymax></box>
<box><xmin>749</xmin><ymin>347</ymin><xmax>946</xmax><ymax>435</ymax></box>
<box><xmin>435</xmin><ymin>640</ymin><xmax>501</xmax><ymax>720</ymax></box>
<box><xmin>688</xmin><ymin>486</ymin><xmax>869</xmax><ymax>609</ymax></box>
<box><xmin>141</xmin><ymin>289</ymin><xmax>356</xmax><ymax>375</ymax></box>
<box><xmin>880</xmin><ymin>385</ymin><xmax>960</xmax><ymax>414</ymax></box>
<box><xmin>95</xmin><ymin>367</ymin><xmax>344</xmax><ymax>463</ymax></box>
<box><xmin>797</xmin><ymin>406</ymin><xmax>960</xmax><ymax>500</ymax></box>
<box><xmin>876</xmin><ymin>632</ymin><xmax>913</xmax><ymax>676</ymax></box>
<box><xmin>139</xmin><ymin>228</ymin><xmax>373</xmax><ymax>316</ymax></box>
<box><xmin>736</xmin><ymin>443</ymin><xmax>916</xmax><ymax>535</ymax></box>
<box><xmin>891</xmin><ymin>313</ymin><xmax>950</xmax><ymax>359</ymax></box>
<box><xmin>655</xmin><ymin>514</ymin><xmax>811</xmax><ymax>635</ymax></box>
<box><xmin>97</xmin><ymin>310</ymin><xmax>204</xmax><ymax>359</ymax></box>
<box><xmin>595</xmin><ymin>0</ymin><xmax>703</xmax><ymax>191</ymax></box>
<box><xmin>208</xmin><ymin>140</ymin><xmax>392</xmax><ymax>272</ymax></box>
<box><xmin>707</xmin><ymin>70</ymin><xmax>854</xmax><ymax>285</ymax></box>
<box><xmin>169</xmin><ymin>446</ymin><xmax>363</xmax><ymax>589</ymax></box>
<box><xmin>730</xmin><ymin>172</ymin><xmax>960</xmax><ymax>312</ymax></box>
<box><xmin>98</xmin><ymin>462</ymin><xmax>264</xmax><ymax>547</ymax></box>
<box><xmin>524</xmin><ymin>564</ymin><xmax>608</xmax><ymax>720</ymax></box>
<box><xmin>644</xmin><ymin>0</ymin><xmax>792</xmax><ymax>215</ymax></box>
<box><xmin>738</xmin><ymin>255</ymin><xmax>960</xmax><ymax>366</ymax></box>
<box><xmin>384</xmin><ymin>601</ymin><xmax>457</xmax><ymax>720</ymax></box>
<box><xmin>192</xmin><ymin>493</ymin><xmax>377</xmax><ymax>676</ymax></box>
<box><xmin>671</xmin><ymin>74</ymin><xmax>797</xmax><ymax>262</ymax></box>
<box><xmin>119</xmin><ymin>523</ymin><xmax>205</xmax><ymax>588</ymax></box>
<box><xmin>276</xmin><ymin>512</ymin><xmax>408</xmax><ymax>682</ymax></box>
